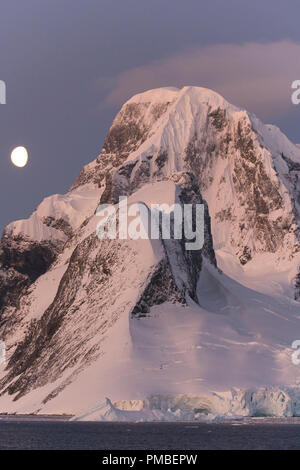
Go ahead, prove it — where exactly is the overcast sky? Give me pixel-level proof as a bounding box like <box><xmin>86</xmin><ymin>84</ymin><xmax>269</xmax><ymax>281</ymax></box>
<box><xmin>1</xmin><ymin>0</ymin><xmax>300</xmax><ymax>231</ymax></box>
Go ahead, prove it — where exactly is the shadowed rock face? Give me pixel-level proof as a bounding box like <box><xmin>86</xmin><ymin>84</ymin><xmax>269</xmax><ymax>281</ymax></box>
<box><xmin>0</xmin><ymin>268</ymin><xmax>28</xmax><ymax>313</ymax></box>
<box><xmin>0</xmin><ymin>232</ymin><xmax>61</xmax><ymax>326</ymax></box>
<box><xmin>42</xmin><ymin>217</ymin><xmax>73</xmax><ymax>238</ymax></box>
<box><xmin>0</xmin><ymin>235</ymin><xmax>58</xmax><ymax>282</ymax></box>
<box><xmin>208</xmin><ymin>107</ymin><xmax>228</xmax><ymax>131</ymax></box>
<box><xmin>133</xmin><ymin>173</ymin><xmax>216</xmax><ymax>317</ymax></box>
<box><xmin>131</xmin><ymin>259</ymin><xmax>186</xmax><ymax>317</ymax></box>
<box><xmin>70</xmin><ymin>100</ymin><xmax>174</xmax><ymax>192</ymax></box>
<box><xmin>183</xmin><ymin>112</ymin><xmax>298</xmax><ymax>261</ymax></box>
<box><xmin>232</xmin><ymin>120</ymin><xmax>286</xmax><ymax>255</ymax></box>
<box><xmin>295</xmin><ymin>270</ymin><xmax>300</xmax><ymax>300</ymax></box>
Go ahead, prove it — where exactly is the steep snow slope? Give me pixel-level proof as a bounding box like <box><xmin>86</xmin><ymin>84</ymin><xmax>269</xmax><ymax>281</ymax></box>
<box><xmin>0</xmin><ymin>86</ymin><xmax>299</xmax><ymax>418</ymax></box>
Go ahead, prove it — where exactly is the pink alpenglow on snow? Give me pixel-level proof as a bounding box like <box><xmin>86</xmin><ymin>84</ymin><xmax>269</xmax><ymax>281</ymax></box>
<box><xmin>0</xmin><ymin>86</ymin><xmax>299</xmax><ymax>421</ymax></box>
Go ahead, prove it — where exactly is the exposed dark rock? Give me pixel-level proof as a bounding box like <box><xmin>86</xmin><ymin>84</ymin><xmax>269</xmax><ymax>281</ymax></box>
<box><xmin>235</xmin><ymin>120</ymin><xmax>257</xmax><ymax>164</ymax></box>
<box><xmin>0</xmin><ymin>268</ymin><xmax>29</xmax><ymax>314</ymax></box>
<box><xmin>99</xmin><ymin>171</ymin><xmax>114</xmax><ymax>204</ymax></box>
<box><xmin>281</xmin><ymin>153</ymin><xmax>300</xmax><ymax>172</ymax></box>
<box><xmin>130</xmin><ymin>160</ymin><xmax>151</xmax><ymax>188</ymax></box>
<box><xmin>208</xmin><ymin>107</ymin><xmax>227</xmax><ymax>130</ymax></box>
<box><xmin>70</xmin><ymin>99</ymin><xmax>173</xmax><ymax>192</ymax></box>
<box><xmin>0</xmin><ymin>229</ymin><xmax>63</xmax><ymax>330</ymax></box>
<box><xmin>0</xmin><ymin>234</ymin><xmax>101</xmax><ymax>399</ymax></box>
<box><xmin>117</xmin><ymin>160</ymin><xmax>138</xmax><ymax>179</ymax></box>
<box><xmin>154</xmin><ymin>150</ymin><xmax>168</xmax><ymax>172</ymax></box>
<box><xmin>103</xmin><ymin>122</ymin><xmax>146</xmax><ymax>156</ymax></box>
<box><xmin>151</xmin><ymin>102</ymin><xmax>171</xmax><ymax>121</ymax></box>
<box><xmin>295</xmin><ymin>268</ymin><xmax>300</xmax><ymax>300</ymax></box>
<box><xmin>172</xmin><ymin>172</ymin><xmax>217</xmax><ymax>268</ymax></box>
<box><xmin>70</xmin><ymin>153</ymin><xmax>113</xmax><ymax>191</ymax></box>
<box><xmin>0</xmin><ymin>234</ymin><xmax>59</xmax><ymax>282</ymax></box>
<box><xmin>132</xmin><ymin>259</ymin><xmax>185</xmax><ymax>317</ymax></box>
<box><xmin>216</xmin><ymin>208</ymin><xmax>232</xmax><ymax>222</ymax></box>
<box><xmin>184</xmin><ymin>131</ymin><xmax>229</xmax><ymax>192</ymax></box>
<box><xmin>239</xmin><ymin>246</ymin><xmax>252</xmax><ymax>265</ymax></box>
<box><xmin>42</xmin><ymin>216</ymin><xmax>73</xmax><ymax>238</ymax></box>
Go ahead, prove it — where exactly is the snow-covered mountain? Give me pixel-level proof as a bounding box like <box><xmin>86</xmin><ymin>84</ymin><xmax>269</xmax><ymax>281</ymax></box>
<box><xmin>0</xmin><ymin>86</ymin><xmax>300</xmax><ymax>420</ymax></box>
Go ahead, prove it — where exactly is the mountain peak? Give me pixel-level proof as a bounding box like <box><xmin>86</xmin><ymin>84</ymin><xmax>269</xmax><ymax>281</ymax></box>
<box><xmin>124</xmin><ymin>85</ymin><xmax>242</xmax><ymax>115</ymax></box>
<box><xmin>125</xmin><ymin>86</ymin><xmax>180</xmax><ymax>105</ymax></box>
<box><xmin>73</xmin><ymin>85</ymin><xmax>300</xmax><ymax>268</ymax></box>
<box><xmin>0</xmin><ymin>86</ymin><xmax>300</xmax><ymax>417</ymax></box>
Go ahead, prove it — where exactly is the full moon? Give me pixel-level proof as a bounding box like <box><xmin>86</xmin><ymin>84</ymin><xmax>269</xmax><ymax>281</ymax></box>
<box><xmin>11</xmin><ymin>146</ymin><xmax>28</xmax><ymax>168</ymax></box>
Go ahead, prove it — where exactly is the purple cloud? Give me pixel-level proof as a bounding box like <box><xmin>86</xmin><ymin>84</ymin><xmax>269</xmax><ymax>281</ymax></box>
<box><xmin>105</xmin><ymin>40</ymin><xmax>300</xmax><ymax>120</ymax></box>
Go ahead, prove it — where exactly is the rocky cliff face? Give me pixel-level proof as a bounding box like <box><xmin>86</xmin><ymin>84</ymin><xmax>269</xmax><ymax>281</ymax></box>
<box><xmin>70</xmin><ymin>87</ymin><xmax>178</xmax><ymax>192</ymax></box>
<box><xmin>70</xmin><ymin>88</ymin><xmax>300</xmax><ymax>270</ymax></box>
<box><xmin>0</xmin><ymin>86</ymin><xmax>299</xmax><ymax>414</ymax></box>
<box><xmin>86</xmin><ymin>86</ymin><xmax>300</xmax><ymax>294</ymax></box>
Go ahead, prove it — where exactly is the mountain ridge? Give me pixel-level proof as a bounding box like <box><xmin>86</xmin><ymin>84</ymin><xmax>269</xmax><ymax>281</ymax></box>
<box><xmin>0</xmin><ymin>86</ymin><xmax>299</xmax><ymax>418</ymax></box>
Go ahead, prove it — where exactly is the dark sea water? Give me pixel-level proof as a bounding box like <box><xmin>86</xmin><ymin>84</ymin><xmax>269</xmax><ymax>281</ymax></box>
<box><xmin>1</xmin><ymin>416</ymin><xmax>300</xmax><ymax>449</ymax></box>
